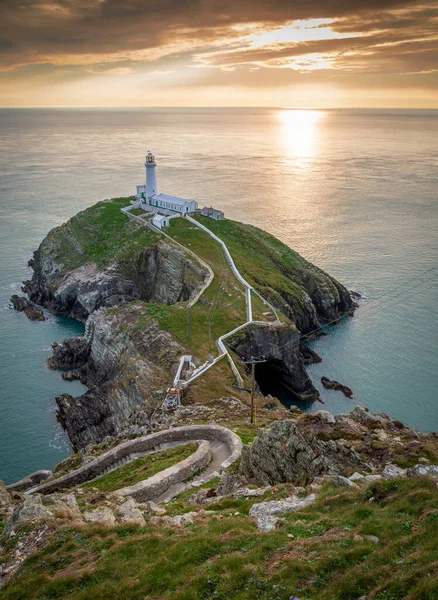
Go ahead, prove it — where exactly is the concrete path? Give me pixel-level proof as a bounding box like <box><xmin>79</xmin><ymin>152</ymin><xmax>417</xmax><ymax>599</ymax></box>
<box><xmin>121</xmin><ymin>204</ymin><xmax>280</xmax><ymax>389</ymax></box>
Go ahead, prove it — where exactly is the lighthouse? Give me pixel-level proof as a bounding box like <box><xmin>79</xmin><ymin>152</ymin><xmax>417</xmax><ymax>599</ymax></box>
<box><xmin>145</xmin><ymin>151</ymin><xmax>157</xmax><ymax>199</ymax></box>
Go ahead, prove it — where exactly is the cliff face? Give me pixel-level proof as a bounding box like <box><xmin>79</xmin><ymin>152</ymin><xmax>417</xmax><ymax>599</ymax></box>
<box><xmin>20</xmin><ymin>198</ymin><xmax>355</xmax><ymax>450</ymax></box>
<box><xmin>56</xmin><ymin>303</ymin><xmax>185</xmax><ymax>451</ymax></box>
<box><xmin>25</xmin><ymin>241</ymin><xmax>208</xmax><ymax>323</ymax></box>
<box><xmin>228</xmin><ymin>323</ymin><xmax>318</xmax><ymax>401</ymax></box>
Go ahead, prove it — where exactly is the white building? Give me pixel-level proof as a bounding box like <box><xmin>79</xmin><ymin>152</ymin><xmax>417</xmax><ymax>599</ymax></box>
<box><xmin>150</xmin><ymin>193</ymin><xmax>197</xmax><ymax>214</ymax></box>
<box><xmin>135</xmin><ymin>151</ymin><xmax>198</xmax><ymax>214</ymax></box>
<box><xmin>152</xmin><ymin>214</ymin><xmax>169</xmax><ymax>230</ymax></box>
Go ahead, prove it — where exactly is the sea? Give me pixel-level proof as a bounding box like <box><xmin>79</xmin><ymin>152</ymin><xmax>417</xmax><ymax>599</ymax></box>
<box><xmin>0</xmin><ymin>108</ymin><xmax>437</xmax><ymax>484</ymax></box>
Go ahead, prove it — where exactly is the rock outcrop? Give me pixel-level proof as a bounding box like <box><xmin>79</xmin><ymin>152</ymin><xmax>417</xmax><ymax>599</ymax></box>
<box><xmin>321</xmin><ymin>376</ymin><xmax>353</xmax><ymax>398</ymax></box>
<box><xmin>241</xmin><ymin>419</ymin><xmax>367</xmax><ymax>485</ymax></box>
<box><xmin>55</xmin><ymin>304</ymin><xmax>186</xmax><ymax>450</ymax></box>
<box><xmin>47</xmin><ymin>337</ymin><xmax>90</xmax><ymax>370</ymax></box>
<box><xmin>10</xmin><ymin>295</ymin><xmax>46</xmax><ymax>321</ymax></box>
<box><xmin>228</xmin><ymin>323</ymin><xmax>318</xmax><ymax>401</ymax></box>
<box><xmin>24</xmin><ymin>240</ymin><xmax>208</xmax><ymax>323</ymax></box>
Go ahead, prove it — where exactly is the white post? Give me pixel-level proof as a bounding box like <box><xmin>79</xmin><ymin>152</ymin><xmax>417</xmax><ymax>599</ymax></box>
<box><xmin>145</xmin><ymin>151</ymin><xmax>157</xmax><ymax>201</ymax></box>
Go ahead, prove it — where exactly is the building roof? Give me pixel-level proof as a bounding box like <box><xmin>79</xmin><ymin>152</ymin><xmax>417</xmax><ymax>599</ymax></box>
<box><xmin>152</xmin><ymin>214</ymin><xmax>168</xmax><ymax>223</ymax></box>
<box><xmin>152</xmin><ymin>193</ymin><xmax>195</xmax><ymax>206</ymax></box>
<box><xmin>201</xmin><ymin>206</ymin><xmax>224</xmax><ymax>215</ymax></box>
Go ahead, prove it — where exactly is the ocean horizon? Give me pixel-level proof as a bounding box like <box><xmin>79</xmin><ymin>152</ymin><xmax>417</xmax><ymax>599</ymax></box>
<box><xmin>0</xmin><ymin>107</ymin><xmax>437</xmax><ymax>485</ymax></box>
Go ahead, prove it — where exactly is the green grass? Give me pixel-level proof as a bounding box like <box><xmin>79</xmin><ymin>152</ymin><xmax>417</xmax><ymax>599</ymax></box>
<box><xmin>3</xmin><ymin>477</ymin><xmax>438</xmax><ymax>599</ymax></box>
<box><xmin>82</xmin><ymin>443</ymin><xmax>198</xmax><ymax>493</ymax></box>
<box><xmin>190</xmin><ymin>215</ymin><xmax>343</xmax><ymax>323</ymax></box>
<box><xmin>42</xmin><ymin>197</ymin><xmax>160</xmax><ymax>277</ymax></box>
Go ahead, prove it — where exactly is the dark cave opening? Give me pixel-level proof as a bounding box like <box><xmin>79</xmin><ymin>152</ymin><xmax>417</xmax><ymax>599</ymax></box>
<box><xmin>254</xmin><ymin>359</ymin><xmax>310</xmax><ymax>410</ymax></box>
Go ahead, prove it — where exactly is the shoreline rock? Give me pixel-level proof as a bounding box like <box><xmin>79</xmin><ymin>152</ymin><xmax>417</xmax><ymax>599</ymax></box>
<box><xmin>321</xmin><ymin>376</ymin><xmax>353</xmax><ymax>398</ymax></box>
<box><xmin>10</xmin><ymin>294</ymin><xmax>46</xmax><ymax>321</ymax></box>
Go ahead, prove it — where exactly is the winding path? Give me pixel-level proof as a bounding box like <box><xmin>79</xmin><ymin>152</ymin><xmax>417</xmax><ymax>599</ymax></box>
<box><xmin>122</xmin><ymin>204</ymin><xmax>283</xmax><ymax>390</ymax></box>
<box><xmin>26</xmin><ymin>425</ymin><xmax>242</xmax><ymax>504</ymax></box>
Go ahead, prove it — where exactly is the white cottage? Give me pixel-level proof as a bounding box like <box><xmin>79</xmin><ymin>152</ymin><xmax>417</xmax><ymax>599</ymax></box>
<box><xmin>152</xmin><ymin>214</ymin><xmax>169</xmax><ymax>230</ymax></box>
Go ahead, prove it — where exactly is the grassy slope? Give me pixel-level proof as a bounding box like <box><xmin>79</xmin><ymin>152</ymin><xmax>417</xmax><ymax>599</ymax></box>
<box><xmin>192</xmin><ymin>215</ymin><xmax>313</xmax><ymax>306</ymax></box>
<box><xmin>3</xmin><ymin>478</ymin><xmax>437</xmax><ymax>600</ymax></box>
<box><xmin>82</xmin><ymin>443</ymin><xmax>198</xmax><ymax>493</ymax></box>
<box><xmin>43</xmin><ymin>197</ymin><xmax>160</xmax><ymax>275</ymax></box>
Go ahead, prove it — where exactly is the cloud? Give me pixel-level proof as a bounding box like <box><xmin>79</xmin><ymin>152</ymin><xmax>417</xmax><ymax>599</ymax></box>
<box><xmin>0</xmin><ymin>0</ymin><xmax>436</xmax><ymax>106</ymax></box>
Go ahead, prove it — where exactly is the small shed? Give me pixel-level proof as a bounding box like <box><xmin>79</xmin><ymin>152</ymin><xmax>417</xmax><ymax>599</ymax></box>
<box><xmin>201</xmin><ymin>206</ymin><xmax>225</xmax><ymax>220</ymax></box>
<box><xmin>152</xmin><ymin>214</ymin><xmax>169</xmax><ymax>230</ymax></box>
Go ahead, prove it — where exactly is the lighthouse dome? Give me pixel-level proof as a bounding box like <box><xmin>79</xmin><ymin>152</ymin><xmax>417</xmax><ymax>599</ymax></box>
<box><xmin>146</xmin><ymin>151</ymin><xmax>155</xmax><ymax>164</ymax></box>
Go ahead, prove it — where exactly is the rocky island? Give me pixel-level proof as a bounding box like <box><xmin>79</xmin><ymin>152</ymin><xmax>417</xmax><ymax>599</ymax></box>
<box><xmin>2</xmin><ymin>197</ymin><xmax>437</xmax><ymax>599</ymax></box>
<box><xmin>20</xmin><ymin>197</ymin><xmax>352</xmax><ymax>450</ymax></box>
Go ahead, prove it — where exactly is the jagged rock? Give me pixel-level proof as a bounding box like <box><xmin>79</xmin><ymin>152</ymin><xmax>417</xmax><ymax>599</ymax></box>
<box><xmin>10</xmin><ymin>295</ymin><xmax>46</xmax><ymax>321</ymax></box>
<box><xmin>315</xmin><ymin>410</ymin><xmax>336</xmax><ymax>424</ymax></box>
<box><xmin>0</xmin><ymin>481</ymin><xmax>12</xmax><ymax>508</ymax></box>
<box><xmin>299</xmin><ymin>344</ymin><xmax>322</xmax><ymax>364</ymax></box>
<box><xmin>47</xmin><ymin>337</ymin><xmax>90</xmax><ymax>370</ymax></box>
<box><xmin>56</xmin><ymin>306</ymin><xmax>187</xmax><ymax>450</ymax></box>
<box><xmin>241</xmin><ymin>420</ymin><xmax>367</xmax><ymax>485</ymax></box>
<box><xmin>382</xmin><ymin>464</ymin><xmax>407</xmax><ymax>479</ymax></box>
<box><xmin>117</xmin><ymin>498</ymin><xmax>145</xmax><ymax>526</ymax></box>
<box><xmin>349</xmin><ymin>472</ymin><xmax>365</xmax><ymax>482</ymax></box>
<box><xmin>5</xmin><ymin>496</ymin><xmax>53</xmax><ymax>535</ymax></box>
<box><xmin>249</xmin><ymin>494</ymin><xmax>317</xmax><ymax>530</ymax></box>
<box><xmin>406</xmin><ymin>464</ymin><xmax>438</xmax><ymax>478</ymax></box>
<box><xmin>24</xmin><ymin>238</ymin><xmax>208</xmax><ymax>323</ymax></box>
<box><xmin>83</xmin><ymin>507</ymin><xmax>116</xmax><ymax>526</ymax></box>
<box><xmin>349</xmin><ymin>406</ymin><xmax>386</xmax><ymax>429</ymax></box>
<box><xmin>321</xmin><ymin>376</ymin><xmax>353</xmax><ymax>398</ymax></box>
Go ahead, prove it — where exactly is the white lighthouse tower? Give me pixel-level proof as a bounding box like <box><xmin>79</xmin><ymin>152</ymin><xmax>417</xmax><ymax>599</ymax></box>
<box><xmin>145</xmin><ymin>151</ymin><xmax>157</xmax><ymax>200</ymax></box>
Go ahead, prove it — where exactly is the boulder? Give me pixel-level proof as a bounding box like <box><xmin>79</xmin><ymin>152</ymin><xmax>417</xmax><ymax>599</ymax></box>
<box><xmin>406</xmin><ymin>464</ymin><xmax>438</xmax><ymax>478</ymax></box>
<box><xmin>117</xmin><ymin>498</ymin><xmax>145</xmax><ymax>526</ymax></box>
<box><xmin>241</xmin><ymin>420</ymin><xmax>367</xmax><ymax>486</ymax></box>
<box><xmin>5</xmin><ymin>496</ymin><xmax>53</xmax><ymax>535</ymax></box>
<box><xmin>315</xmin><ymin>410</ymin><xmax>336</xmax><ymax>424</ymax></box>
<box><xmin>382</xmin><ymin>464</ymin><xmax>407</xmax><ymax>479</ymax></box>
<box><xmin>83</xmin><ymin>507</ymin><xmax>115</xmax><ymax>526</ymax></box>
<box><xmin>325</xmin><ymin>475</ymin><xmax>360</xmax><ymax>489</ymax></box>
<box><xmin>249</xmin><ymin>494</ymin><xmax>316</xmax><ymax>530</ymax></box>
<box><xmin>233</xmin><ymin>487</ymin><xmax>269</xmax><ymax>499</ymax></box>
<box><xmin>349</xmin><ymin>472</ymin><xmax>365</xmax><ymax>482</ymax></box>
<box><xmin>43</xmin><ymin>493</ymin><xmax>82</xmax><ymax>519</ymax></box>
<box><xmin>349</xmin><ymin>406</ymin><xmax>386</xmax><ymax>429</ymax></box>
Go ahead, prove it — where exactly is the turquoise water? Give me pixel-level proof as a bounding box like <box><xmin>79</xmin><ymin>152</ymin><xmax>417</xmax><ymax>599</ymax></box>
<box><xmin>0</xmin><ymin>108</ymin><xmax>437</xmax><ymax>484</ymax></box>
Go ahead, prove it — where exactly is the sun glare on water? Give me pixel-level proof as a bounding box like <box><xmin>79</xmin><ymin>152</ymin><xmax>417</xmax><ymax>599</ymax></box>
<box><xmin>278</xmin><ymin>109</ymin><xmax>323</xmax><ymax>164</ymax></box>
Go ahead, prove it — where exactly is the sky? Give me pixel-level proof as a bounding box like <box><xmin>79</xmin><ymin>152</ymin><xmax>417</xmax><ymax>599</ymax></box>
<box><xmin>0</xmin><ymin>0</ymin><xmax>437</xmax><ymax>108</ymax></box>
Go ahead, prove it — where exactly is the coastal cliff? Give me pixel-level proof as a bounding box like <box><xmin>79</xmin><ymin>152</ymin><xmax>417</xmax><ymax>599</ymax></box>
<box><xmin>18</xmin><ymin>197</ymin><xmax>353</xmax><ymax>449</ymax></box>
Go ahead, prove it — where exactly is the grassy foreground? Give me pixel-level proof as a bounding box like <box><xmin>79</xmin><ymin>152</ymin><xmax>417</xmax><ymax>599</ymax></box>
<box><xmin>3</xmin><ymin>477</ymin><xmax>437</xmax><ymax>599</ymax></box>
<box><xmin>82</xmin><ymin>443</ymin><xmax>198</xmax><ymax>493</ymax></box>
